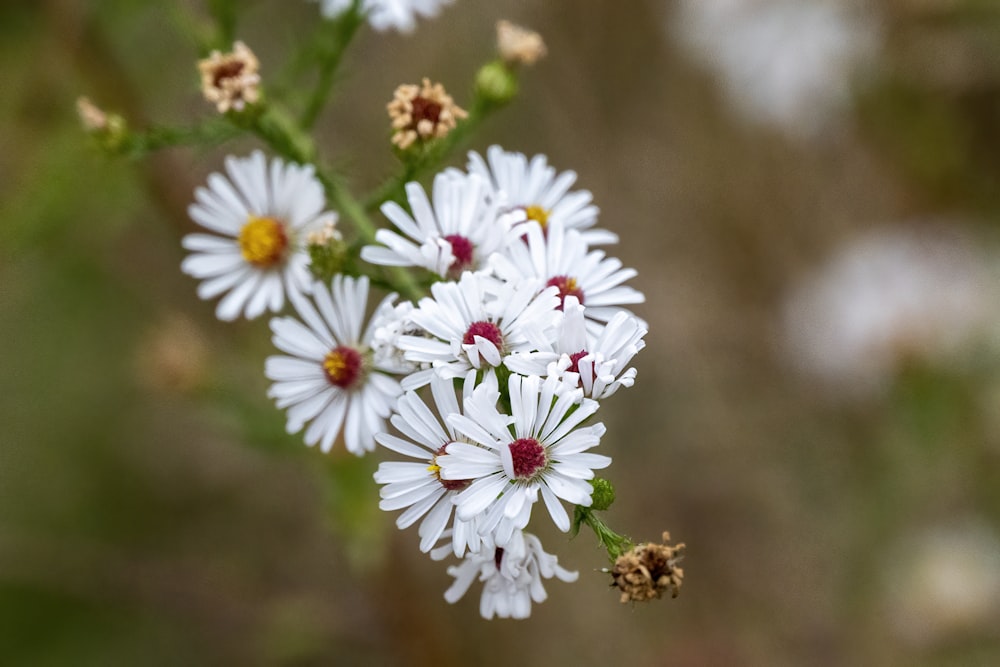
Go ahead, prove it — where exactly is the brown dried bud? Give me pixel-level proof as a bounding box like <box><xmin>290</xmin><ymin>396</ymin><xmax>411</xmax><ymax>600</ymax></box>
<box><xmin>496</xmin><ymin>20</ymin><xmax>546</xmax><ymax>66</ymax></box>
<box><xmin>611</xmin><ymin>531</ymin><xmax>685</xmax><ymax>603</ymax></box>
<box><xmin>198</xmin><ymin>41</ymin><xmax>261</xmax><ymax>114</ymax></box>
<box><xmin>387</xmin><ymin>78</ymin><xmax>467</xmax><ymax>150</ymax></box>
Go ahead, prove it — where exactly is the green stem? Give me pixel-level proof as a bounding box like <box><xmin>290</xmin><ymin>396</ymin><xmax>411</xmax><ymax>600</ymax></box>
<box><xmin>299</xmin><ymin>3</ymin><xmax>366</xmax><ymax>130</ymax></box>
<box><xmin>573</xmin><ymin>505</ymin><xmax>634</xmax><ymax>561</ymax></box>
<box><xmin>122</xmin><ymin>119</ymin><xmax>241</xmax><ymax>157</ymax></box>
<box><xmin>207</xmin><ymin>0</ymin><xmax>238</xmax><ymax>47</ymax></box>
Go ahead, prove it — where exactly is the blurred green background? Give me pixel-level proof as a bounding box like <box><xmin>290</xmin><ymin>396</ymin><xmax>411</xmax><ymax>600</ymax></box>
<box><xmin>3</xmin><ymin>0</ymin><xmax>1000</xmax><ymax>664</ymax></box>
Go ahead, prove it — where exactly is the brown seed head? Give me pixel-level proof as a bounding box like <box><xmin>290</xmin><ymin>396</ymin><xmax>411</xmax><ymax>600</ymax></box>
<box><xmin>387</xmin><ymin>78</ymin><xmax>467</xmax><ymax>150</ymax></box>
<box><xmin>198</xmin><ymin>41</ymin><xmax>261</xmax><ymax>113</ymax></box>
<box><xmin>611</xmin><ymin>531</ymin><xmax>685</xmax><ymax>603</ymax></box>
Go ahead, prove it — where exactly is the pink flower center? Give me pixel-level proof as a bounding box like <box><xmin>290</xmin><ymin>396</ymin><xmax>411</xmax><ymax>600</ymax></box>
<box><xmin>443</xmin><ymin>234</ymin><xmax>475</xmax><ymax>275</ymax></box>
<box><xmin>322</xmin><ymin>346</ymin><xmax>363</xmax><ymax>388</ymax></box>
<box><xmin>509</xmin><ymin>437</ymin><xmax>546</xmax><ymax>479</ymax></box>
<box><xmin>429</xmin><ymin>444</ymin><xmax>471</xmax><ymax>492</ymax></box>
<box><xmin>462</xmin><ymin>320</ymin><xmax>503</xmax><ymax>347</ymax></box>
<box><xmin>567</xmin><ymin>349</ymin><xmax>589</xmax><ymax>375</ymax></box>
<box><xmin>546</xmin><ymin>275</ymin><xmax>585</xmax><ymax>310</ymax></box>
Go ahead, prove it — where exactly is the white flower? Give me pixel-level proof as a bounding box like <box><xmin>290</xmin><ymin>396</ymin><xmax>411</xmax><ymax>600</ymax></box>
<box><xmin>181</xmin><ymin>151</ymin><xmax>333</xmax><ymax>321</ymax></box>
<box><xmin>672</xmin><ymin>0</ymin><xmax>879</xmax><ymax>138</ymax></box>
<box><xmin>505</xmin><ymin>296</ymin><xmax>647</xmax><ymax>400</ymax></box>
<box><xmin>434</xmin><ymin>529</ymin><xmax>578</xmax><ymax>620</ymax></box>
<box><xmin>782</xmin><ymin>225</ymin><xmax>997</xmax><ymax>396</ymax></box>
<box><xmin>373</xmin><ymin>372</ymin><xmax>488</xmax><ymax>557</ymax></box>
<box><xmin>265</xmin><ymin>275</ymin><xmax>402</xmax><ymax>455</ymax></box>
<box><xmin>490</xmin><ymin>220</ymin><xmax>645</xmax><ymax>337</ymax></box>
<box><xmin>439</xmin><ymin>374</ymin><xmax>611</xmax><ymax>545</ymax></box>
<box><xmin>396</xmin><ymin>271</ymin><xmax>561</xmax><ymax>390</ymax></box>
<box><xmin>362</xmin><ymin>171</ymin><xmax>524</xmax><ymax>279</ymax></box>
<box><xmin>370</xmin><ymin>298</ymin><xmax>423</xmax><ymax>375</ymax></box>
<box><xmin>467</xmin><ymin>145</ymin><xmax>617</xmax><ymax>245</ymax></box>
<box><xmin>312</xmin><ymin>0</ymin><xmax>454</xmax><ymax>33</ymax></box>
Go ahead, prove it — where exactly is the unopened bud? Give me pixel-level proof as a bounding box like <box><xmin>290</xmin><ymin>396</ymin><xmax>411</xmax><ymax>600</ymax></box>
<box><xmin>590</xmin><ymin>477</ymin><xmax>616</xmax><ymax>511</ymax></box>
<box><xmin>475</xmin><ymin>61</ymin><xmax>518</xmax><ymax>107</ymax></box>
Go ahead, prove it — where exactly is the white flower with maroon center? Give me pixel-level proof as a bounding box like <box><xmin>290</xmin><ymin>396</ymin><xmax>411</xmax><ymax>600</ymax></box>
<box><xmin>431</xmin><ymin>528</ymin><xmax>578</xmax><ymax>620</ymax></box>
<box><xmin>181</xmin><ymin>151</ymin><xmax>334</xmax><ymax>321</ymax></box>
<box><xmin>437</xmin><ymin>374</ymin><xmax>610</xmax><ymax>542</ymax></box>
<box><xmin>505</xmin><ymin>296</ymin><xmax>647</xmax><ymax>400</ymax></box>
<box><xmin>361</xmin><ymin>171</ymin><xmax>525</xmax><ymax>279</ymax></box>
<box><xmin>395</xmin><ymin>271</ymin><xmax>561</xmax><ymax>390</ymax></box>
<box><xmin>490</xmin><ymin>219</ymin><xmax>646</xmax><ymax>337</ymax></box>
<box><xmin>373</xmin><ymin>372</ymin><xmax>491</xmax><ymax>557</ymax></box>
<box><xmin>265</xmin><ymin>275</ymin><xmax>402</xmax><ymax>455</ymax></box>
<box><xmin>467</xmin><ymin>145</ymin><xmax>618</xmax><ymax>246</ymax></box>
<box><xmin>312</xmin><ymin>0</ymin><xmax>454</xmax><ymax>33</ymax></box>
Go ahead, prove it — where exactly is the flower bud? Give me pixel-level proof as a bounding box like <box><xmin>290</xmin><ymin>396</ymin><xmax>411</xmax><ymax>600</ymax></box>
<box><xmin>475</xmin><ymin>61</ymin><xmax>518</xmax><ymax>107</ymax></box>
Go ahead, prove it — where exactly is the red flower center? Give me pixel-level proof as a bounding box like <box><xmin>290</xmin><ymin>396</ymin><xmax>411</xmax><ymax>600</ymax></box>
<box><xmin>443</xmin><ymin>234</ymin><xmax>475</xmax><ymax>275</ymax></box>
<box><xmin>322</xmin><ymin>346</ymin><xmax>363</xmax><ymax>388</ymax></box>
<box><xmin>462</xmin><ymin>320</ymin><xmax>503</xmax><ymax>347</ymax></box>
<box><xmin>567</xmin><ymin>349</ymin><xmax>589</xmax><ymax>375</ymax></box>
<box><xmin>546</xmin><ymin>275</ymin><xmax>585</xmax><ymax>310</ymax></box>
<box><xmin>509</xmin><ymin>437</ymin><xmax>546</xmax><ymax>479</ymax></box>
<box><xmin>430</xmin><ymin>444</ymin><xmax>471</xmax><ymax>492</ymax></box>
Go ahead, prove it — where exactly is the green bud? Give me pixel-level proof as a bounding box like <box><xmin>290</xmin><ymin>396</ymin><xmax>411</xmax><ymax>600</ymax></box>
<box><xmin>475</xmin><ymin>60</ymin><xmax>518</xmax><ymax>107</ymax></box>
<box><xmin>590</xmin><ymin>477</ymin><xmax>616</xmax><ymax>511</ymax></box>
<box><xmin>307</xmin><ymin>231</ymin><xmax>349</xmax><ymax>282</ymax></box>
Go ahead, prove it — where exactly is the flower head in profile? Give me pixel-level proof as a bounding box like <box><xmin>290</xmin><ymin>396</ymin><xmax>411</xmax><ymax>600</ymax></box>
<box><xmin>395</xmin><ymin>271</ymin><xmax>561</xmax><ymax>389</ymax></box>
<box><xmin>198</xmin><ymin>41</ymin><xmax>261</xmax><ymax>114</ymax></box>
<box><xmin>313</xmin><ymin>0</ymin><xmax>454</xmax><ymax>33</ymax></box>
<box><xmin>388</xmin><ymin>78</ymin><xmax>467</xmax><ymax>150</ymax></box>
<box><xmin>496</xmin><ymin>21</ymin><xmax>547</xmax><ymax>66</ymax></box>
<box><xmin>182</xmin><ymin>151</ymin><xmax>334</xmax><ymax>321</ymax></box>
<box><xmin>361</xmin><ymin>171</ymin><xmax>524</xmax><ymax>279</ymax></box>
<box><xmin>491</xmin><ymin>220</ymin><xmax>645</xmax><ymax>337</ymax></box>
<box><xmin>505</xmin><ymin>295</ymin><xmax>647</xmax><ymax>400</ymax></box>
<box><xmin>434</xmin><ymin>529</ymin><xmax>578</xmax><ymax>620</ymax></box>
<box><xmin>438</xmin><ymin>374</ymin><xmax>611</xmax><ymax>546</ymax></box>
<box><xmin>374</xmin><ymin>372</ymin><xmax>489</xmax><ymax>557</ymax></box>
<box><xmin>467</xmin><ymin>145</ymin><xmax>616</xmax><ymax>246</ymax></box>
<box><xmin>265</xmin><ymin>275</ymin><xmax>402</xmax><ymax>455</ymax></box>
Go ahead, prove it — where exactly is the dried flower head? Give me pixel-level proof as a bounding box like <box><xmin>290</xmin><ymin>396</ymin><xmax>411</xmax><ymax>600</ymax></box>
<box><xmin>306</xmin><ymin>219</ymin><xmax>343</xmax><ymax>247</ymax></box>
<box><xmin>496</xmin><ymin>20</ymin><xmax>547</xmax><ymax>66</ymax></box>
<box><xmin>198</xmin><ymin>41</ymin><xmax>261</xmax><ymax>114</ymax></box>
<box><xmin>611</xmin><ymin>532</ymin><xmax>685</xmax><ymax>603</ymax></box>
<box><xmin>387</xmin><ymin>78</ymin><xmax>467</xmax><ymax>150</ymax></box>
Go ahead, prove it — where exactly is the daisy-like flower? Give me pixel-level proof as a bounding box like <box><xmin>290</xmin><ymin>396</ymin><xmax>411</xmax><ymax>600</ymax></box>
<box><xmin>396</xmin><ymin>271</ymin><xmax>561</xmax><ymax>390</ymax></box>
<box><xmin>505</xmin><ymin>296</ymin><xmax>647</xmax><ymax>400</ymax></box>
<box><xmin>312</xmin><ymin>0</ymin><xmax>453</xmax><ymax>33</ymax></box>
<box><xmin>181</xmin><ymin>151</ymin><xmax>334</xmax><ymax>321</ymax></box>
<box><xmin>490</xmin><ymin>220</ymin><xmax>645</xmax><ymax>337</ymax></box>
<box><xmin>197</xmin><ymin>41</ymin><xmax>261</xmax><ymax>114</ymax></box>
<box><xmin>265</xmin><ymin>275</ymin><xmax>402</xmax><ymax>455</ymax></box>
<box><xmin>387</xmin><ymin>78</ymin><xmax>467</xmax><ymax>150</ymax></box>
<box><xmin>361</xmin><ymin>171</ymin><xmax>525</xmax><ymax>279</ymax></box>
<box><xmin>467</xmin><ymin>145</ymin><xmax>617</xmax><ymax>245</ymax></box>
<box><xmin>438</xmin><ymin>374</ymin><xmax>611</xmax><ymax>544</ymax></box>
<box><xmin>433</xmin><ymin>529</ymin><xmax>578</xmax><ymax>620</ymax></box>
<box><xmin>373</xmin><ymin>372</ymin><xmax>491</xmax><ymax>556</ymax></box>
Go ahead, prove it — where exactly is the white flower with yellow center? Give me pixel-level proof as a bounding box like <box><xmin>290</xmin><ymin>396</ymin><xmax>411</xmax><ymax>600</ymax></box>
<box><xmin>312</xmin><ymin>0</ymin><xmax>454</xmax><ymax>33</ymax></box>
<box><xmin>265</xmin><ymin>275</ymin><xmax>402</xmax><ymax>455</ymax></box>
<box><xmin>467</xmin><ymin>145</ymin><xmax>617</xmax><ymax>246</ymax></box>
<box><xmin>182</xmin><ymin>151</ymin><xmax>334</xmax><ymax>321</ymax></box>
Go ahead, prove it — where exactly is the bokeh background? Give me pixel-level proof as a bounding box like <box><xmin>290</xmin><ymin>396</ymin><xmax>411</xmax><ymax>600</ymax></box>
<box><xmin>3</xmin><ymin>0</ymin><xmax>1000</xmax><ymax>664</ymax></box>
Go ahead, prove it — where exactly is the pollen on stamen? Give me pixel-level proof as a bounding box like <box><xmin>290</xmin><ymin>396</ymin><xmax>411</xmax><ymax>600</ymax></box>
<box><xmin>509</xmin><ymin>437</ymin><xmax>546</xmax><ymax>479</ymax></box>
<box><xmin>546</xmin><ymin>275</ymin><xmax>585</xmax><ymax>310</ymax></box>
<box><xmin>443</xmin><ymin>234</ymin><xmax>475</xmax><ymax>275</ymax></box>
<box><xmin>429</xmin><ymin>444</ymin><xmax>471</xmax><ymax>491</ymax></box>
<box><xmin>323</xmin><ymin>346</ymin><xmax>364</xmax><ymax>389</ymax></box>
<box><xmin>462</xmin><ymin>320</ymin><xmax>504</xmax><ymax>348</ymax></box>
<box><xmin>524</xmin><ymin>205</ymin><xmax>550</xmax><ymax>230</ymax></box>
<box><xmin>239</xmin><ymin>216</ymin><xmax>288</xmax><ymax>267</ymax></box>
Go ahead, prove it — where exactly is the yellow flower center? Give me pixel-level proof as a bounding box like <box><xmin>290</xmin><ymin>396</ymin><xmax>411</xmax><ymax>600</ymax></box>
<box><xmin>239</xmin><ymin>216</ymin><xmax>287</xmax><ymax>267</ymax></box>
<box><xmin>524</xmin><ymin>205</ymin><xmax>550</xmax><ymax>229</ymax></box>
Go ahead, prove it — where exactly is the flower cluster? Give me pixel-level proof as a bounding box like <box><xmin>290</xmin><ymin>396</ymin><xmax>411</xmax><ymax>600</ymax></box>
<box><xmin>179</xmin><ymin>144</ymin><xmax>648</xmax><ymax>617</ymax></box>
<box><xmin>84</xmin><ymin>0</ymin><xmax>673</xmax><ymax>621</ymax></box>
